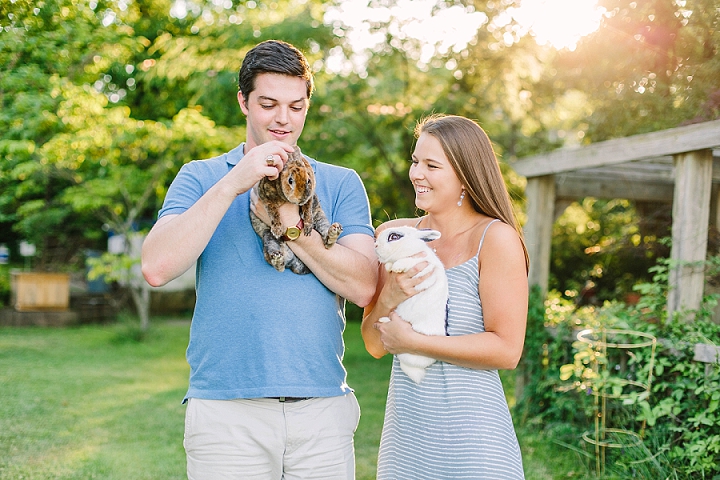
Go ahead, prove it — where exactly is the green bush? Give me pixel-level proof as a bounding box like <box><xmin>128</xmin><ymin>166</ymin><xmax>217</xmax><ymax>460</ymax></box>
<box><xmin>517</xmin><ymin>258</ymin><xmax>720</xmax><ymax>479</ymax></box>
<box><xmin>0</xmin><ymin>265</ymin><xmax>10</xmax><ymax>307</ymax></box>
<box><xmin>516</xmin><ymin>287</ymin><xmax>603</xmax><ymax>428</ymax></box>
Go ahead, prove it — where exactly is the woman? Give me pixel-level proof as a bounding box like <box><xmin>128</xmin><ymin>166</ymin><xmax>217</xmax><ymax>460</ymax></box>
<box><xmin>362</xmin><ymin>114</ymin><xmax>528</xmax><ymax>479</ymax></box>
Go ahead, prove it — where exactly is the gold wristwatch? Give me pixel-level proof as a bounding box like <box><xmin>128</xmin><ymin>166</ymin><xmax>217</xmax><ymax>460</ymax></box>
<box><xmin>282</xmin><ymin>218</ymin><xmax>304</xmax><ymax>241</ymax></box>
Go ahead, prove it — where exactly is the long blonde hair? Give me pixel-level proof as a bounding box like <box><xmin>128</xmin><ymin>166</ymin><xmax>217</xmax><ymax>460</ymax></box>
<box><xmin>415</xmin><ymin>114</ymin><xmax>529</xmax><ymax>272</ymax></box>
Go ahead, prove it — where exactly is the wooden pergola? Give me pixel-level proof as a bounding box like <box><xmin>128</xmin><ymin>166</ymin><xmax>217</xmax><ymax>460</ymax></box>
<box><xmin>511</xmin><ymin>119</ymin><xmax>720</xmax><ymax>317</ymax></box>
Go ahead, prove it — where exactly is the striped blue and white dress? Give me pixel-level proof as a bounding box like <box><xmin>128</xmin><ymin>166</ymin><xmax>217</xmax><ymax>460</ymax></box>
<box><xmin>376</xmin><ymin>220</ymin><xmax>525</xmax><ymax>480</ymax></box>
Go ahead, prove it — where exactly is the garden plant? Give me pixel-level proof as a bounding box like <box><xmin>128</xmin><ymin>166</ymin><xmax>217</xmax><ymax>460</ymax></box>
<box><xmin>516</xmin><ymin>257</ymin><xmax>720</xmax><ymax>479</ymax></box>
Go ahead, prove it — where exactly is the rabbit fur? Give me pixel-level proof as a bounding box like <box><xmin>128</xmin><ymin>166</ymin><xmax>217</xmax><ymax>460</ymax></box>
<box><xmin>250</xmin><ymin>146</ymin><xmax>342</xmax><ymax>274</ymax></box>
<box><xmin>375</xmin><ymin>225</ymin><xmax>449</xmax><ymax>383</ymax></box>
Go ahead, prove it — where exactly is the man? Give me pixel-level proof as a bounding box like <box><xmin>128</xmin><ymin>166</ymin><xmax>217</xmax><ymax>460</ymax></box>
<box><xmin>142</xmin><ymin>40</ymin><xmax>377</xmax><ymax>480</ymax></box>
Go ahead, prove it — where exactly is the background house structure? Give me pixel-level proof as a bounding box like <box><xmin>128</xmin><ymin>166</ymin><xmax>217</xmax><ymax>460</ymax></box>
<box><xmin>511</xmin><ymin>119</ymin><xmax>720</xmax><ymax>320</ymax></box>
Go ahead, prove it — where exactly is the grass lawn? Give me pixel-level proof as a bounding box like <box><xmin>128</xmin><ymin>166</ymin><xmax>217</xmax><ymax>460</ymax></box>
<box><xmin>0</xmin><ymin>317</ymin><xmax>590</xmax><ymax>479</ymax></box>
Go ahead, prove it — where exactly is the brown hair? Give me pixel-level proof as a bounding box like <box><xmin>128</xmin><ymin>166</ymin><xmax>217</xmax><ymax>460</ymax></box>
<box><xmin>415</xmin><ymin>114</ymin><xmax>529</xmax><ymax>272</ymax></box>
<box><xmin>238</xmin><ymin>40</ymin><xmax>314</xmax><ymax>101</ymax></box>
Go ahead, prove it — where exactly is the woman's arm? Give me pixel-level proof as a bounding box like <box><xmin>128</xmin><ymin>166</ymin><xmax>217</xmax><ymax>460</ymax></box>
<box><xmin>361</xmin><ymin>220</ymin><xmax>431</xmax><ymax>358</ymax></box>
<box><xmin>361</xmin><ymin>265</ymin><xmax>391</xmax><ymax>358</ymax></box>
<box><xmin>374</xmin><ymin>222</ymin><xmax>528</xmax><ymax>370</ymax></box>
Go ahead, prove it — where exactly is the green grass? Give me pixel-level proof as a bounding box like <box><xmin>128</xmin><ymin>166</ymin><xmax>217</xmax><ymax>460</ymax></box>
<box><xmin>0</xmin><ymin>320</ymin><xmax>189</xmax><ymax>479</ymax></box>
<box><xmin>0</xmin><ymin>317</ymin><xmax>589</xmax><ymax>479</ymax></box>
<box><xmin>344</xmin><ymin>323</ymin><xmax>393</xmax><ymax>479</ymax></box>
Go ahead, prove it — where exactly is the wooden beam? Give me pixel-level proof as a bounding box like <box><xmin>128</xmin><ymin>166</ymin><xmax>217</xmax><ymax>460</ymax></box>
<box><xmin>524</xmin><ymin>175</ymin><xmax>555</xmax><ymax>294</ymax></box>
<box><xmin>555</xmin><ymin>177</ymin><xmax>674</xmax><ymax>203</ymax></box>
<box><xmin>668</xmin><ymin>149</ymin><xmax>714</xmax><ymax>319</ymax></box>
<box><xmin>512</xmin><ymin>120</ymin><xmax>720</xmax><ymax>178</ymax></box>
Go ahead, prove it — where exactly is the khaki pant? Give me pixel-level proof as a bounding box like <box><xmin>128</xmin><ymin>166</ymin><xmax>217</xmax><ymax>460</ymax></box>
<box><xmin>185</xmin><ymin>394</ymin><xmax>360</xmax><ymax>480</ymax></box>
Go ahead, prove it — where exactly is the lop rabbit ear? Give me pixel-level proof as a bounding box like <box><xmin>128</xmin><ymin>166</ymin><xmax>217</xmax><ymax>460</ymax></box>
<box><xmin>418</xmin><ymin>229</ymin><xmax>441</xmax><ymax>242</ymax></box>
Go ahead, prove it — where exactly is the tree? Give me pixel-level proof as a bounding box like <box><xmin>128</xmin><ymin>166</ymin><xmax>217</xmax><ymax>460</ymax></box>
<box><xmin>555</xmin><ymin>0</ymin><xmax>720</xmax><ymax>141</ymax></box>
<box><xmin>537</xmin><ymin>0</ymin><xmax>720</xmax><ymax>300</ymax></box>
<box><xmin>0</xmin><ymin>0</ymin><xmax>133</xmax><ymax>264</ymax></box>
<box><xmin>304</xmin><ymin>0</ymin><xmax>561</xmax><ymax>224</ymax></box>
<box><xmin>0</xmin><ymin>0</ymin><xmax>341</xmax><ymax>322</ymax></box>
<box><xmin>21</xmin><ymin>74</ymin><xmax>233</xmax><ymax>328</ymax></box>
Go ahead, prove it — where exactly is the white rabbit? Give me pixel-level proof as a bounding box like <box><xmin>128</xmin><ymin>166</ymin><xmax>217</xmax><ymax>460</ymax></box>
<box><xmin>375</xmin><ymin>226</ymin><xmax>449</xmax><ymax>384</ymax></box>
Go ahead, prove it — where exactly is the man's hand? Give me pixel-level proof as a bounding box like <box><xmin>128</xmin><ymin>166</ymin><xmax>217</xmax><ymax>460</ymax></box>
<box><xmin>249</xmin><ymin>187</ymin><xmax>301</xmax><ymax>228</ymax></box>
<box><xmin>226</xmin><ymin>141</ymin><xmax>296</xmax><ymax>196</ymax></box>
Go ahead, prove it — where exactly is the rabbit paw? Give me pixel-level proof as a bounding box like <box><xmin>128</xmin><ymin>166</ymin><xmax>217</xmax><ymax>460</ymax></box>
<box><xmin>269</xmin><ymin>251</ymin><xmax>285</xmax><ymax>272</ymax></box>
<box><xmin>325</xmin><ymin>223</ymin><xmax>343</xmax><ymax>248</ymax></box>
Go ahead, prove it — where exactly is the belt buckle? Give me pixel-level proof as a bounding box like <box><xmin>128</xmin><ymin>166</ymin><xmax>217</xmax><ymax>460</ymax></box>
<box><xmin>278</xmin><ymin>396</ymin><xmax>309</xmax><ymax>403</ymax></box>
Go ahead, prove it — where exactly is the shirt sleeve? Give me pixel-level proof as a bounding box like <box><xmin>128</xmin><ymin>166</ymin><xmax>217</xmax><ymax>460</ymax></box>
<box><xmin>329</xmin><ymin>168</ymin><xmax>374</xmax><ymax>239</ymax></box>
<box><xmin>157</xmin><ymin>161</ymin><xmax>206</xmax><ymax>219</ymax></box>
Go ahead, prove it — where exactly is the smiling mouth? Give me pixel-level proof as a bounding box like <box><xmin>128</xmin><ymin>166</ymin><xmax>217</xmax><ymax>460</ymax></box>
<box><xmin>270</xmin><ymin>129</ymin><xmax>290</xmax><ymax>136</ymax></box>
<box><xmin>415</xmin><ymin>185</ymin><xmax>431</xmax><ymax>194</ymax></box>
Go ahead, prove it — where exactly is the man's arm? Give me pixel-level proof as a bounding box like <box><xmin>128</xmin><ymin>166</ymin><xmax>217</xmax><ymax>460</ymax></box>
<box><xmin>249</xmin><ymin>172</ymin><xmax>378</xmax><ymax>307</ymax></box>
<box><xmin>142</xmin><ymin>142</ymin><xmax>294</xmax><ymax>287</ymax></box>
<box><xmin>141</xmin><ymin>184</ymin><xmax>235</xmax><ymax>287</ymax></box>
<box><xmin>288</xmin><ymin>230</ymin><xmax>378</xmax><ymax>307</ymax></box>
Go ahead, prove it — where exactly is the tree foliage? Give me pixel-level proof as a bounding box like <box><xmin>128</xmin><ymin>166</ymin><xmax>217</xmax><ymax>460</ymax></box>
<box><xmin>1</xmin><ymin>0</ymin><xmax>128</xmax><ymax>264</ymax></box>
<box><xmin>537</xmin><ymin>0</ymin><xmax>720</xmax><ymax>299</ymax></box>
<box><xmin>1</xmin><ymin>0</ymin><xmax>719</xmax><ymax>312</ymax></box>
<box><xmin>555</xmin><ymin>0</ymin><xmax>720</xmax><ymax>140</ymax></box>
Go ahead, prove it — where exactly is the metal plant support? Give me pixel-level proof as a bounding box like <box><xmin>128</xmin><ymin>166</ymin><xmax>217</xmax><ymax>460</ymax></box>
<box><xmin>576</xmin><ymin>328</ymin><xmax>657</xmax><ymax>476</ymax></box>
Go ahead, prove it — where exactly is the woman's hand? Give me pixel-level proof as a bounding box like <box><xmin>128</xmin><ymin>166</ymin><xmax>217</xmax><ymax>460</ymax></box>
<box><xmin>376</xmin><ymin>253</ymin><xmax>431</xmax><ymax>312</ymax></box>
<box><xmin>361</xmin><ymin>240</ymin><xmax>435</xmax><ymax>359</ymax></box>
<box><xmin>374</xmin><ymin>311</ymin><xmax>419</xmax><ymax>354</ymax></box>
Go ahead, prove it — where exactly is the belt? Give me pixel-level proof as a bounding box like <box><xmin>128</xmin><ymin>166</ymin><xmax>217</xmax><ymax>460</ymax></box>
<box><xmin>269</xmin><ymin>397</ymin><xmax>313</xmax><ymax>403</ymax></box>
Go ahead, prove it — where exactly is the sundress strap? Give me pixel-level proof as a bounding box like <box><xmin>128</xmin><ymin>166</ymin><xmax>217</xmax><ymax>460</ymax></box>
<box><xmin>415</xmin><ymin>216</ymin><xmax>501</xmax><ymax>256</ymax></box>
<box><xmin>477</xmin><ymin>218</ymin><xmax>501</xmax><ymax>255</ymax></box>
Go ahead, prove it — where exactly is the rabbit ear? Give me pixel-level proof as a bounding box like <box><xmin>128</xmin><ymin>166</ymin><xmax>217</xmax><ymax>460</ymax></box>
<box><xmin>418</xmin><ymin>229</ymin><xmax>441</xmax><ymax>242</ymax></box>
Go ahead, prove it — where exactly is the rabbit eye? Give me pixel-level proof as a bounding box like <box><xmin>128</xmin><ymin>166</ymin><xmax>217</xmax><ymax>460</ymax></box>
<box><xmin>288</xmin><ymin>177</ymin><xmax>294</xmax><ymax>186</ymax></box>
<box><xmin>388</xmin><ymin>232</ymin><xmax>403</xmax><ymax>242</ymax></box>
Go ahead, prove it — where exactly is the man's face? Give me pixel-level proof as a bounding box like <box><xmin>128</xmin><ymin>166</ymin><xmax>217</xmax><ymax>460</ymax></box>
<box><xmin>238</xmin><ymin>73</ymin><xmax>309</xmax><ymax>150</ymax></box>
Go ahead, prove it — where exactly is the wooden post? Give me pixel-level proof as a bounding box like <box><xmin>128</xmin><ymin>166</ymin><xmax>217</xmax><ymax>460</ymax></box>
<box><xmin>517</xmin><ymin>175</ymin><xmax>556</xmax><ymax>402</ymax></box>
<box><xmin>710</xmin><ymin>185</ymin><xmax>720</xmax><ymax>229</ymax></box>
<box><xmin>524</xmin><ymin>175</ymin><xmax>556</xmax><ymax>296</ymax></box>
<box><xmin>668</xmin><ymin>149</ymin><xmax>713</xmax><ymax>320</ymax></box>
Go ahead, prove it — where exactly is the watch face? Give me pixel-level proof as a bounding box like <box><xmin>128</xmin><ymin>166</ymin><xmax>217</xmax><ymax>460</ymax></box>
<box><xmin>285</xmin><ymin>227</ymin><xmax>301</xmax><ymax>240</ymax></box>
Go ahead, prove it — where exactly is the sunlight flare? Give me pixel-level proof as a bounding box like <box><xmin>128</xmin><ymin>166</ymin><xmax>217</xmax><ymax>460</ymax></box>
<box><xmin>511</xmin><ymin>0</ymin><xmax>605</xmax><ymax>50</ymax></box>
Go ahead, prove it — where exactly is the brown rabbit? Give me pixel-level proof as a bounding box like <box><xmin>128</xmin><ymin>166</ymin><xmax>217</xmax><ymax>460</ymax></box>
<box><xmin>250</xmin><ymin>146</ymin><xmax>343</xmax><ymax>274</ymax></box>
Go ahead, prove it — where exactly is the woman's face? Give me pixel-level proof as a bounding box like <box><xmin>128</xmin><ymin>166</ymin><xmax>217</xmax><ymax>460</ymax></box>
<box><xmin>409</xmin><ymin>132</ymin><xmax>464</xmax><ymax>213</ymax></box>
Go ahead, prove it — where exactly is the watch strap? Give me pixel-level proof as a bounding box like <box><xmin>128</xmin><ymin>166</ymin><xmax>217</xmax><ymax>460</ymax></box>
<box><xmin>282</xmin><ymin>218</ymin><xmax>305</xmax><ymax>241</ymax></box>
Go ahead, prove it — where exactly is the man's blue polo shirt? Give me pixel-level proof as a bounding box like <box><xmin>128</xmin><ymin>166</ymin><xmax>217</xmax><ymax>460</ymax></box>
<box><xmin>158</xmin><ymin>143</ymin><xmax>374</xmax><ymax>401</ymax></box>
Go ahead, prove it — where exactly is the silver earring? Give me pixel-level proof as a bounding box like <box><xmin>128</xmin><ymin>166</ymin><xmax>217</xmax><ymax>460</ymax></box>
<box><xmin>457</xmin><ymin>189</ymin><xmax>465</xmax><ymax>207</ymax></box>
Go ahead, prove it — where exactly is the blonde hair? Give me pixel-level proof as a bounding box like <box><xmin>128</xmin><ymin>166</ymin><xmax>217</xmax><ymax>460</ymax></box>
<box><xmin>415</xmin><ymin>114</ymin><xmax>529</xmax><ymax>272</ymax></box>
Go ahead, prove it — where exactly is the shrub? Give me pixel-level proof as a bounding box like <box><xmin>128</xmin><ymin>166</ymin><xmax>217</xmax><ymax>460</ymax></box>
<box><xmin>0</xmin><ymin>265</ymin><xmax>10</xmax><ymax>307</ymax></box>
<box><xmin>517</xmin><ymin>257</ymin><xmax>720</xmax><ymax>479</ymax></box>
